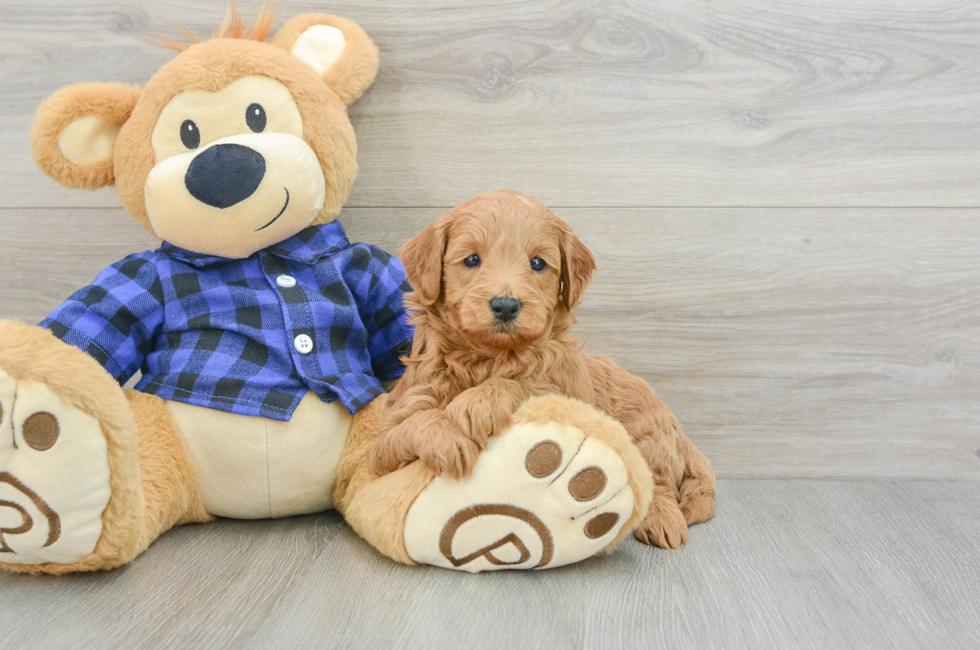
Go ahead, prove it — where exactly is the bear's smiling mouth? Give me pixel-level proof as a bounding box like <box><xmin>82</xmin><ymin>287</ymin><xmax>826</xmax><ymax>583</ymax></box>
<box><xmin>255</xmin><ymin>187</ymin><xmax>290</xmax><ymax>232</ymax></box>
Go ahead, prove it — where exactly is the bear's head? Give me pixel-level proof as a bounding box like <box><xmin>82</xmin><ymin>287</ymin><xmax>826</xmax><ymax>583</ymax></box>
<box><xmin>30</xmin><ymin>6</ymin><xmax>378</xmax><ymax>259</ymax></box>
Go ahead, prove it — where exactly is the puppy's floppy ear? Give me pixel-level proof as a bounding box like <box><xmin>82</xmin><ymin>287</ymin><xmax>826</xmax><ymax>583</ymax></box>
<box><xmin>400</xmin><ymin>216</ymin><xmax>450</xmax><ymax>306</ymax></box>
<box><xmin>31</xmin><ymin>82</ymin><xmax>140</xmax><ymax>190</ymax></box>
<box><xmin>557</xmin><ymin>220</ymin><xmax>597</xmax><ymax>310</ymax></box>
<box><xmin>271</xmin><ymin>14</ymin><xmax>380</xmax><ymax>105</ymax></box>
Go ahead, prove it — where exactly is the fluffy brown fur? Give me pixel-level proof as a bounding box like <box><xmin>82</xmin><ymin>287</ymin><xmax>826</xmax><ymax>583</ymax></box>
<box><xmin>370</xmin><ymin>190</ymin><xmax>716</xmax><ymax>549</ymax></box>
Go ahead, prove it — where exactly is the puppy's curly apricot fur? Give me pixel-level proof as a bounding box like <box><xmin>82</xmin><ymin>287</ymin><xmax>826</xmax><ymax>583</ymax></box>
<box><xmin>371</xmin><ymin>190</ymin><xmax>716</xmax><ymax>549</ymax></box>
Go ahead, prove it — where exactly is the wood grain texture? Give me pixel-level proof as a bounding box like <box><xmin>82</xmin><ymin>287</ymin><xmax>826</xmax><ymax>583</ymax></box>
<box><xmin>0</xmin><ymin>480</ymin><xmax>977</xmax><ymax>650</ymax></box>
<box><xmin>2</xmin><ymin>206</ymin><xmax>978</xmax><ymax>480</ymax></box>
<box><xmin>1</xmin><ymin>0</ymin><xmax>979</xmax><ymax>208</ymax></box>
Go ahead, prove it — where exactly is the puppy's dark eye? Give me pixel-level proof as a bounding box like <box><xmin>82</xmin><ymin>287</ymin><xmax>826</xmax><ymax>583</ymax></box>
<box><xmin>180</xmin><ymin>120</ymin><xmax>200</xmax><ymax>149</ymax></box>
<box><xmin>530</xmin><ymin>257</ymin><xmax>547</xmax><ymax>271</ymax></box>
<box><xmin>246</xmin><ymin>103</ymin><xmax>266</xmax><ymax>132</ymax></box>
<box><xmin>463</xmin><ymin>254</ymin><xmax>481</xmax><ymax>268</ymax></box>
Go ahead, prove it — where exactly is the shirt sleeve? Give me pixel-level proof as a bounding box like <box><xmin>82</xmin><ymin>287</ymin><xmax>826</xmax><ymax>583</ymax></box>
<box><xmin>344</xmin><ymin>244</ymin><xmax>414</xmax><ymax>382</ymax></box>
<box><xmin>39</xmin><ymin>252</ymin><xmax>166</xmax><ymax>385</ymax></box>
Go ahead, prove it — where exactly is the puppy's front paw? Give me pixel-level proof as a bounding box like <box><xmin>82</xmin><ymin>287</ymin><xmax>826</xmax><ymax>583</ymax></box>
<box><xmin>635</xmin><ymin>501</ymin><xmax>688</xmax><ymax>550</ymax></box>
<box><xmin>417</xmin><ymin>432</ymin><xmax>481</xmax><ymax>481</ymax></box>
<box><xmin>369</xmin><ymin>421</ymin><xmax>428</xmax><ymax>476</ymax></box>
<box><xmin>370</xmin><ymin>412</ymin><xmax>482</xmax><ymax>480</ymax></box>
<box><xmin>445</xmin><ymin>380</ymin><xmax>528</xmax><ymax>448</ymax></box>
<box><xmin>368</xmin><ymin>438</ymin><xmax>405</xmax><ymax>477</ymax></box>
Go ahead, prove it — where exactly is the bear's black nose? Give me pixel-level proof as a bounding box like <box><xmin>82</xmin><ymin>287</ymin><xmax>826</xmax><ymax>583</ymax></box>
<box><xmin>490</xmin><ymin>296</ymin><xmax>522</xmax><ymax>322</ymax></box>
<box><xmin>184</xmin><ymin>143</ymin><xmax>266</xmax><ymax>209</ymax></box>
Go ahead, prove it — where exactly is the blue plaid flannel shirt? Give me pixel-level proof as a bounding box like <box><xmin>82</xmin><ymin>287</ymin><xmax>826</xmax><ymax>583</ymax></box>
<box><xmin>40</xmin><ymin>221</ymin><xmax>413</xmax><ymax>421</ymax></box>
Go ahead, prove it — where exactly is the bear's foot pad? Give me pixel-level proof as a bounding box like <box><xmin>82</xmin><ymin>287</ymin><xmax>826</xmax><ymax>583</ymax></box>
<box><xmin>0</xmin><ymin>370</ymin><xmax>110</xmax><ymax>565</ymax></box>
<box><xmin>404</xmin><ymin>418</ymin><xmax>634</xmax><ymax>572</ymax></box>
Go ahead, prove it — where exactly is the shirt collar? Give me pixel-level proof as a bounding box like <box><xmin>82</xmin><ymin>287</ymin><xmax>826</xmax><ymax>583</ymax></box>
<box><xmin>159</xmin><ymin>221</ymin><xmax>351</xmax><ymax>268</ymax></box>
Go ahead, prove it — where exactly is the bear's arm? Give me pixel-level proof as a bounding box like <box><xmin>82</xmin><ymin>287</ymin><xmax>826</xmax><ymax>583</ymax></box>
<box><xmin>39</xmin><ymin>251</ymin><xmax>166</xmax><ymax>384</ymax></box>
<box><xmin>342</xmin><ymin>244</ymin><xmax>414</xmax><ymax>382</ymax></box>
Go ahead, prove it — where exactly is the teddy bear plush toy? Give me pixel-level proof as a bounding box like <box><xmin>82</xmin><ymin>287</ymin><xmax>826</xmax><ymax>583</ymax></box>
<box><xmin>0</xmin><ymin>6</ymin><xmax>654</xmax><ymax>574</ymax></box>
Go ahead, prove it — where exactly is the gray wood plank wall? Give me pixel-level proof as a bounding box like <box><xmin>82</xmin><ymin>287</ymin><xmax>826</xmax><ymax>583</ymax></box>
<box><xmin>0</xmin><ymin>0</ymin><xmax>978</xmax><ymax>482</ymax></box>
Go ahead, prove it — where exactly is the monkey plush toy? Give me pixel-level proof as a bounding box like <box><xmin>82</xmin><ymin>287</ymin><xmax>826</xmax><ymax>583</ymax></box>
<box><xmin>0</xmin><ymin>7</ymin><xmax>654</xmax><ymax>574</ymax></box>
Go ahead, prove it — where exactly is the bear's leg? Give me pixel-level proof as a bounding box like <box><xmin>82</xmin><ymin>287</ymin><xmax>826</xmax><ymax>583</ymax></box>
<box><xmin>333</xmin><ymin>394</ymin><xmax>425</xmax><ymax>564</ymax></box>
<box><xmin>0</xmin><ymin>321</ymin><xmax>208</xmax><ymax>575</ymax></box>
<box><xmin>335</xmin><ymin>394</ymin><xmax>654</xmax><ymax>572</ymax></box>
<box><xmin>126</xmin><ymin>391</ymin><xmax>211</xmax><ymax>546</ymax></box>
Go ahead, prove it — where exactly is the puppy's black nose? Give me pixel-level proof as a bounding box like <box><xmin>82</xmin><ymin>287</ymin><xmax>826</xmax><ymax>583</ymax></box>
<box><xmin>184</xmin><ymin>143</ymin><xmax>266</xmax><ymax>209</ymax></box>
<box><xmin>490</xmin><ymin>296</ymin><xmax>522</xmax><ymax>322</ymax></box>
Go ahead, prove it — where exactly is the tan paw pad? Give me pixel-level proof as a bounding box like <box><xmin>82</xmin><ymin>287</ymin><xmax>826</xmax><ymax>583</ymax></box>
<box><xmin>0</xmin><ymin>371</ymin><xmax>110</xmax><ymax>565</ymax></box>
<box><xmin>404</xmin><ymin>418</ymin><xmax>634</xmax><ymax>572</ymax></box>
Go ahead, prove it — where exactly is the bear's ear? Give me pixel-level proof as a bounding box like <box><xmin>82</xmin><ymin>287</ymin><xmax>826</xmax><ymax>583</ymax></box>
<box><xmin>271</xmin><ymin>14</ymin><xmax>380</xmax><ymax>105</ymax></box>
<box><xmin>30</xmin><ymin>83</ymin><xmax>140</xmax><ymax>190</ymax></box>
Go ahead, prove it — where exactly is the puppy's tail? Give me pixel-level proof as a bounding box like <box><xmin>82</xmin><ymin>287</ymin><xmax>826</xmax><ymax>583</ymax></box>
<box><xmin>677</xmin><ymin>436</ymin><xmax>716</xmax><ymax>525</ymax></box>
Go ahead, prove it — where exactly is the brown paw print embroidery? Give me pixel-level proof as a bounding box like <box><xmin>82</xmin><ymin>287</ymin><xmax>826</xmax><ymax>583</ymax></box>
<box><xmin>439</xmin><ymin>504</ymin><xmax>554</xmax><ymax>568</ymax></box>
<box><xmin>19</xmin><ymin>411</ymin><xmax>62</xmax><ymax>451</ymax></box>
<box><xmin>0</xmin><ymin>472</ymin><xmax>61</xmax><ymax>553</ymax></box>
<box><xmin>0</xmin><ymin>406</ymin><xmax>62</xmax><ymax>554</ymax></box>
<box><xmin>526</xmin><ymin>440</ymin><xmax>619</xmax><ymax>538</ymax></box>
<box><xmin>437</xmin><ymin>438</ymin><xmax>621</xmax><ymax>569</ymax></box>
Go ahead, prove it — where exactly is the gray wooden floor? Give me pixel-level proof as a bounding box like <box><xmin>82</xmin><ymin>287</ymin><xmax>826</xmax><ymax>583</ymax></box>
<box><xmin>1</xmin><ymin>480</ymin><xmax>978</xmax><ymax>650</ymax></box>
<box><xmin>1</xmin><ymin>1</ymin><xmax>979</xmax><ymax>648</ymax></box>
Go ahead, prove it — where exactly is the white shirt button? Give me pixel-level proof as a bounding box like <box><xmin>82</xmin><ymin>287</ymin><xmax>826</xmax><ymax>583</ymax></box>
<box><xmin>294</xmin><ymin>334</ymin><xmax>314</xmax><ymax>355</ymax></box>
<box><xmin>276</xmin><ymin>275</ymin><xmax>296</xmax><ymax>288</ymax></box>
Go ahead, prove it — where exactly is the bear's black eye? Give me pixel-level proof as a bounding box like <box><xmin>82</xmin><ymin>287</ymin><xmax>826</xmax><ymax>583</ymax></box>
<box><xmin>463</xmin><ymin>254</ymin><xmax>481</xmax><ymax>268</ymax></box>
<box><xmin>180</xmin><ymin>120</ymin><xmax>200</xmax><ymax>149</ymax></box>
<box><xmin>246</xmin><ymin>103</ymin><xmax>266</xmax><ymax>133</ymax></box>
<box><xmin>530</xmin><ymin>257</ymin><xmax>546</xmax><ymax>271</ymax></box>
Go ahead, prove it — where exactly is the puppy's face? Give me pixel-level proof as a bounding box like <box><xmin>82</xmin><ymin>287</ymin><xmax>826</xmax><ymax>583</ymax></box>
<box><xmin>443</xmin><ymin>204</ymin><xmax>562</xmax><ymax>346</ymax></box>
<box><xmin>401</xmin><ymin>191</ymin><xmax>596</xmax><ymax>350</ymax></box>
